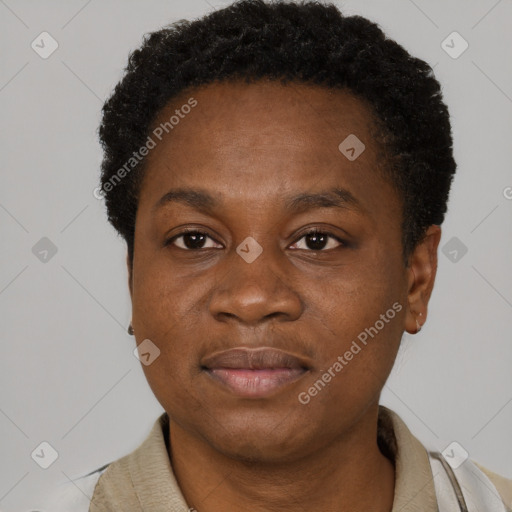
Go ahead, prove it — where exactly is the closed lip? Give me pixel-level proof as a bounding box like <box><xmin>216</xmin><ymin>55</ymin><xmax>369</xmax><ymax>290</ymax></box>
<box><xmin>201</xmin><ymin>347</ymin><xmax>312</xmax><ymax>371</ymax></box>
<box><xmin>200</xmin><ymin>347</ymin><xmax>312</xmax><ymax>398</ymax></box>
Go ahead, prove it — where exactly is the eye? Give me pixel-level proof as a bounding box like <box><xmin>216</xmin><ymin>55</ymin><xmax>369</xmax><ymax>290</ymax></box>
<box><xmin>166</xmin><ymin>228</ymin><xmax>346</xmax><ymax>252</ymax></box>
<box><xmin>290</xmin><ymin>229</ymin><xmax>345</xmax><ymax>251</ymax></box>
<box><xmin>166</xmin><ymin>230</ymin><xmax>222</xmax><ymax>250</ymax></box>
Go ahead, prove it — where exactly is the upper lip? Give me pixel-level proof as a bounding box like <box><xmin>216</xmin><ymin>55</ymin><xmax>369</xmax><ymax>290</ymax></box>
<box><xmin>201</xmin><ymin>347</ymin><xmax>312</xmax><ymax>370</ymax></box>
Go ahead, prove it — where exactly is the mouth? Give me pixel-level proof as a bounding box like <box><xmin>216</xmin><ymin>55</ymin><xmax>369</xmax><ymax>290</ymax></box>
<box><xmin>201</xmin><ymin>347</ymin><xmax>311</xmax><ymax>398</ymax></box>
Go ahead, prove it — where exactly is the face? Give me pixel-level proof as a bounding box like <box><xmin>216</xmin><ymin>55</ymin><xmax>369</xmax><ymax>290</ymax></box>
<box><xmin>129</xmin><ymin>80</ymin><xmax>419</xmax><ymax>462</ymax></box>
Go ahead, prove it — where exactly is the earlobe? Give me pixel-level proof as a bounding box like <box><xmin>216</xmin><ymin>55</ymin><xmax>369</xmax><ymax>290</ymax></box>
<box><xmin>404</xmin><ymin>225</ymin><xmax>442</xmax><ymax>335</ymax></box>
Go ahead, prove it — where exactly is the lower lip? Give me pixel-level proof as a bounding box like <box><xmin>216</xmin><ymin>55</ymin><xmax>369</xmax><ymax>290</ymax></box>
<box><xmin>205</xmin><ymin>368</ymin><xmax>307</xmax><ymax>398</ymax></box>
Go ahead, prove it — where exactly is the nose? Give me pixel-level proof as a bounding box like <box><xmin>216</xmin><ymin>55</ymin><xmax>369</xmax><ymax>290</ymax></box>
<box><xmin>208</xmin><ymin>246</ymin><xmax>303</xmax><ymax>326</ymax></box>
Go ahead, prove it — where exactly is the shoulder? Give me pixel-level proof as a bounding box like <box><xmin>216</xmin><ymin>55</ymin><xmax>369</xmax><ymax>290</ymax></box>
<box><xmin>474</xmin><ymin>461</ymin><xmax>512</xmax><ymax>511</ymax></box>
<box><xmin>39</xmin><ymin>413</ymin><xmax>170</xmax><ymax>510</ymax></box>
<box><xmin>39</xmin><ymin>464</ymin><xmax>109</xmax><ymax>512</ymax></box>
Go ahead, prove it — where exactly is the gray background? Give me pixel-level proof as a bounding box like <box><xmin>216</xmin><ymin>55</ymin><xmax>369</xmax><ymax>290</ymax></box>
<box><xmin>1</xmin><ymin>0</ymin><xmax>511</xmax><ymax>510</ymax></box>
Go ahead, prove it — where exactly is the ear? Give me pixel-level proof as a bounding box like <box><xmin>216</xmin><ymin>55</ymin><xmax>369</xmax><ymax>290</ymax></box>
<box><xmin>404</xmin><ymin>225</ymin><xmax>442</xmax><ymax>334</ymax></box>
<box><xmin>127</xmin><ymin>252</ymin><xmax>133</xmax><ymax>300</ymax></box>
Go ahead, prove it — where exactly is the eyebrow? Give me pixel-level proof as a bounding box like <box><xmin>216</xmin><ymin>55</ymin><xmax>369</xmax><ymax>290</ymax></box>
<box><xmin>153</xmin><ymin>186</ymin><xmax>365</xmax><ymax>215</ymax></box>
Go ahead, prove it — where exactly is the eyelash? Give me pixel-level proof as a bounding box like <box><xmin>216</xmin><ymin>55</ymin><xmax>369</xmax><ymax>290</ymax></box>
<box><xmin>165</xmin><ymin>228</ymin><xmax>347</xmax><ymax>252</ymax></box>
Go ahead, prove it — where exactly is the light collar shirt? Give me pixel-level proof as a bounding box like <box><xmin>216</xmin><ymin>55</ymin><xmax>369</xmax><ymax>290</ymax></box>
<box><xmin>43</xmin><ymin>405</ymin><xmax>512</xmax><ymax>511</ymax></box>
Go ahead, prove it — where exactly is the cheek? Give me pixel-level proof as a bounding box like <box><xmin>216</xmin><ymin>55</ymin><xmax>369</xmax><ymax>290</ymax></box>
<box><xmin>301</xmin><ymin>255</ymin><xmax>405</xmax><ymax>403</ymax></box>
<box><xmin>131</xmin><ymin>257</ymin><xmax>202</xmax><ymax>407</ymax></box>
<box><xmin>140</xmin><ymin>355</ymin><xmax>201</xmax><ymax>416</ymax></box>
<box><xmin>135</xmin><ymin>305</ymin><xmax>203</xmax><ymax>417</ymax></box>
<box><xmin>311</xmin><ymin>255</ymin><xmax>405</xmax><ymax>346</ymax></box>
<box><xmin>132</xmin><ymin>248</ymin><xmax>197</xmax><ymax>336</ymax></box>
<box><xmin>298</xmin><ymin>296</ymin><xmax>403</xmax><ymax>429</ymax></box>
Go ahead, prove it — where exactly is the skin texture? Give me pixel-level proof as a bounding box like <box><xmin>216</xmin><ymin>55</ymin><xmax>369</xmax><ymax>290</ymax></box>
<box><xmin>127</xmin><ymin>80</ymin><xmax>441</xmax><ymax>512</ymax></box>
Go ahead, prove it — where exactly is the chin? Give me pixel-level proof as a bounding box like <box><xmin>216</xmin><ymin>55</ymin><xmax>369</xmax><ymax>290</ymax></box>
<box><xmin>198</xmin><ymin>409</ymin><xmax>318</xmax><ymax>464</ymax></box>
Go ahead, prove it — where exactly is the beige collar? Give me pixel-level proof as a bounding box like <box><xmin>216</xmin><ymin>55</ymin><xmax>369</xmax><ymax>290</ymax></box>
<box><xmin>378</xmin><ymin>406</ymin><xmax>438</xmax><ymax>511</ymax></box>
<box><xmin>95</xmin><ymin>406</ymin><xmax>439</xmax><ymax>511</ymax></box>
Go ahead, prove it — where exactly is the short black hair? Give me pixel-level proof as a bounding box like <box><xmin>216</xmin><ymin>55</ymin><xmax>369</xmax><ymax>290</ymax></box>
<box><xmin>98</xmin><ymin>0</ymin><xmax>456</xmax><ymax>265</ymax></box>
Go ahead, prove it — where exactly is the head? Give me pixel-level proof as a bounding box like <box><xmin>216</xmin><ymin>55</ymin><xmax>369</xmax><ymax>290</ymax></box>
<box><xmin>98</xmin><ymin>0</ymin><xmax>455</xmax><ymax>462</ymax></box>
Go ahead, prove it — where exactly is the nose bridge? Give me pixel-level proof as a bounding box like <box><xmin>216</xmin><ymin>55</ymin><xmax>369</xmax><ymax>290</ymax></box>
<box><xmin>209</xmin><ymin>240</ymin><xmax>303</xmax><ymax>324</ymax></box>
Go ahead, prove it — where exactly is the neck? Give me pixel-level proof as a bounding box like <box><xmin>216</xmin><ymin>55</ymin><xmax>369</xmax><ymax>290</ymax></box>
<box><xmin>167</xmin><ymin>405</ymin><xmax>395</xmax><ymax>512</ymax></box>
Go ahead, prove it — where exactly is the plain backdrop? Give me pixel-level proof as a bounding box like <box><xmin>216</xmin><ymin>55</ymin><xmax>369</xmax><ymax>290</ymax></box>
<box><xmin>1</xmin><ymin>0</ymin><xmax>511</xmax><ymax>510</ymax></box>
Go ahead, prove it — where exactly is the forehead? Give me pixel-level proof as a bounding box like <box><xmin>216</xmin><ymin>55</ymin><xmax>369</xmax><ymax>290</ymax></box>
<box><xmin>149</xmin><ymin>79</ymin><xmax>379</xmax><ymax>157</ymax></box>
<box><xmin>139</xmin><ymin>80</ymin><xmax>394</xmax><ymax>216</ymax></box>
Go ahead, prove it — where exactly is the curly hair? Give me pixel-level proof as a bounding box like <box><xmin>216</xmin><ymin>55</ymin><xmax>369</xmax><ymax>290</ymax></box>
<box><xmin>98</xmin><ymin>0</ymin><xmax>456</xmax><ymax>266</ymax></box>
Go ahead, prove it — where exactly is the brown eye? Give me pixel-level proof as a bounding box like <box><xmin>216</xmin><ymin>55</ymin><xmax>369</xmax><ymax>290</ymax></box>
<box><xmin>291</xmin><ymin>229</ymin><xmax>345</xmax><ymax>251</ymax></box>
<box><xmin>167</xmin><ymin>230</ymin><xmax>222</xmax><ymax>250</ymax></box>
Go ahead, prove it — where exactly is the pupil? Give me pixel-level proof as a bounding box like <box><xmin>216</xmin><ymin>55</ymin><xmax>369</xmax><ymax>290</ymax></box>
<box><xmin>184</xmin><ymin>232</ymin><xmax>206</xmax><ymax>249</ymax></box>
<box><xmin>307</xmin><ymin>233</ymin><xmax>326</xmax><ymax>250</ymax></box>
